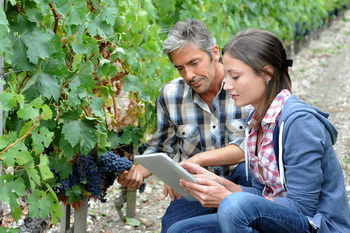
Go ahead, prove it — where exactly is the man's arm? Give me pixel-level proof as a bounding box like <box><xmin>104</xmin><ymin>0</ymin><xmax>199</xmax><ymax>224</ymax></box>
<box><xmin>118</xmin><ymin>87</ymin><xmax>176</xmax><ymax>188</ymax></box>
<box><xmin>186</xmin><ymin>144</ymin><xmax>244</xmax><ymax>167</ymax></box>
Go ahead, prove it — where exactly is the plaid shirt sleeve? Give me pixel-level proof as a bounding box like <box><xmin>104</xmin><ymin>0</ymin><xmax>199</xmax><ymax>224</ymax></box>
<box><xmin>143</xmin><ymin>87</ymin><xmax>179</xmax><ymax>159</ymax></box>
<box><xmin>144</xmin><ymin>78</ymin><xmax>253</xmax><ymax>168</ymax></box>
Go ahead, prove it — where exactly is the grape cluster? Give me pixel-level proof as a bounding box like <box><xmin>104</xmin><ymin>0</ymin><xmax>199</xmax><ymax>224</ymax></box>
<box><xmin>137</xmin><ymin>142</ymin><xmax>149</xmax><ymax>154</ymax></box>
<box><xmin>97</xmin><ymin>151</ymin><xmax>133</xmax><ymax>173</ymax></box>
<box><xmin>139</xmin><ymin>183</ymin><xmax>146</xmax><ymax>193</ymax></box>
<box><xmin>44</xmin><ymin>143</ymin><xmax>54</xmax><ymax>155</ymax></box>
<box><xmin>56</xmin><ymin>150</ymin><xmax>133</xmax><ymax>202</ymax></box>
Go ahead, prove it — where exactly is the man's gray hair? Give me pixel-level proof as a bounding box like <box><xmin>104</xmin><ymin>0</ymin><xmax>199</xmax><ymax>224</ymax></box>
<box><xmin>163</xmin><ymin>19</ymin><xmax>217</xmax><ymax>62</ymax></box>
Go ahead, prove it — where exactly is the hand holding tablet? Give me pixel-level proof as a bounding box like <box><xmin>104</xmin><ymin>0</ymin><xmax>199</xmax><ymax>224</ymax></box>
<box><xmin>134</xmin><ymin>153</ymin><xmax>198</xmax><ymax>201</ymax></box>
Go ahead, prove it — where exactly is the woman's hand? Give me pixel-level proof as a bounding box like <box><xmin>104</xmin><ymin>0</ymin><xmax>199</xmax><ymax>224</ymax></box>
<box><xmin>180</xmin><ymin>162</ymin><xmax>218</xmax><ymax>181</ymax></box>
<box><xmin>180</xmin><ymin>177</ymin><xmax>231</xmax><ymax>208</ymax></box>
<box><xmin>179</xmin><ymin>162</ymin><xmax>232</xmax><ymax>207</ymax></box>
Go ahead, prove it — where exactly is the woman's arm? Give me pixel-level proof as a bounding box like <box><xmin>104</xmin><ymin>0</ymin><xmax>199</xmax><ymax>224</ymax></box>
<box><xmin>273</xmin><ymin>113</ymin><xmax>325</xmax><ymax>216</ymax></box>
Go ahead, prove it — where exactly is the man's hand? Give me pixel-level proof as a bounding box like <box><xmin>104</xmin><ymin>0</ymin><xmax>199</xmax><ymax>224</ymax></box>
<box><xmin>117</xmin><ymin>165</ymin><xmax>144</xmax><ymax>188</ymax></box>
<box><xmin>163</xmin><ymin>184</ymin><xmax>181</xmax><ymax>201</ymax></box>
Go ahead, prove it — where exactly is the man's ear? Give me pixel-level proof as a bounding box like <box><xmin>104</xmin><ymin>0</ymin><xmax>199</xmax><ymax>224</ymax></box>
<box><xmin>211</xmin><ymin>45</ymin><xmax>220</xmax><ymax>61</ymax></box>
<box><xmin>263</xmin><ymin>65</ymin><xmax>274</xmax><ymax>82</ymax></box>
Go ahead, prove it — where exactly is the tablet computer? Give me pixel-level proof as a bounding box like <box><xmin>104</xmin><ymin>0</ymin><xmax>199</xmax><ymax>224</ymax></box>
<box><xmin>134</xmin><ymin>153</ymin><xmax>197</xmax><ymax>201</ymax></box>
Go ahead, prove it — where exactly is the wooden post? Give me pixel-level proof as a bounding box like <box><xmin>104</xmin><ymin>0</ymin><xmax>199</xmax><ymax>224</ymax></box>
<box><xmin>73</xmin><ymin>196</ymin><xmax>89</xmax><ymax>233</ymax></box>
<box><xmin>60</xmin><ymin>203</ymin><xmax>71</xmax><ymax>233</ymax></box>
<box><xmin>126</xmin><ymin>187</ymin><xmax>137</xmax><ymax>218</ymax></box>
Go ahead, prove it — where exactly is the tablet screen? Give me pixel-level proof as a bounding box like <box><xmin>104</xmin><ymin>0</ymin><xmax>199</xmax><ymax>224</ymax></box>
<box><xmin>134</xmin><ymin>153</ymin><xmax>197</xmax><ymax>201</ymax></box>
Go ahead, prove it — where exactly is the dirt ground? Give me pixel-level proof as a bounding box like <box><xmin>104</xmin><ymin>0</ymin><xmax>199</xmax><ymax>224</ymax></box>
<box><xmin>45</xmin><ymin>9</ymin><xmax>350</xmax><ymax>233</ymax></box>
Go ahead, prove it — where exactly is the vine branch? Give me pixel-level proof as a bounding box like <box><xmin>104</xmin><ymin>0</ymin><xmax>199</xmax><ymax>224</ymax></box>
<box><xmin>0</xmin><ymin>115</ymin><xmax>43</xmax><ymax>156</ymax></box>
<box><xmin>49</xmin><ymin>3</ymin><xmax>61</xmax><ymax>34</ymax></box>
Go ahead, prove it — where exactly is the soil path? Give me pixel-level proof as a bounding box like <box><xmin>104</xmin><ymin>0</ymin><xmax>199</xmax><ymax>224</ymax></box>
<box><xmin>48</xmin><ymin>9</ymin><xmax>350</xmax><ymax>233</ymax></box>
<box><xmin>290</xmin><ymin>11</ymin><xmax>350</xmax><ymax>183</ymax></box>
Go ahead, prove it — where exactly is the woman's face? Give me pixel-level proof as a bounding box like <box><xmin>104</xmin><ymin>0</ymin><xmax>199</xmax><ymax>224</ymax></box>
<box><xmin>222</xmin><ymin>54</ymin><xmax>270</xmax><ymax>112</ymax></box>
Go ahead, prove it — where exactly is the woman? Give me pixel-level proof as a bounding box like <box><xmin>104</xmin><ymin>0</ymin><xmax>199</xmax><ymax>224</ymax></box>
<box><xmin>167</xmin><ymin>29</ymin><xmax>350</xmax><ymax>233</ymax></box>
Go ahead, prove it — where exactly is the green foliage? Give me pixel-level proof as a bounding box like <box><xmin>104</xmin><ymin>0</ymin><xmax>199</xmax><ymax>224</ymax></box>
<box><xmin>0</xmin><ymin>227</ymin><xmax>19</xmax><ymax>233</ymax></box>
<box><xmin>0</xmin><ymin>0</ymin><xmax>349</xmax><ymax>229</ymax></box>
<box><xmin>1</xmin><ymin>0</ymin><xmax>165</xmax><ymax>225</ymax></box>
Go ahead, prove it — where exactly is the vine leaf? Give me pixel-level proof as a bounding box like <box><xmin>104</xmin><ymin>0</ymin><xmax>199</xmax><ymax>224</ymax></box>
<box><xmin>123</xmin><ymin>75</ymin><xmax>145</xmax><ymax>94</ymax></box>
<box><xmin>62</xmin><ymin>121</ymin><xmax>82</xmax><ymax>147</ymax></box>
<box><xmin>67</xmin><ymin>5</ymin><xmax>85</xmax><ymax>26</ymax></box>
<box><xmin>0</xmin><ymin>174</ymin><xmax>26</xmax><ymax>203</ymax></box>
<box><xmin>100</xmin><ymin>6</ymin><xmax>118</xmax><ymax>25</ymax></box>
<box><xmin>0</xmin><ymin>34</ymin><xmax>12</xmax><ymax>63</ymax></box>
<box><xmin>39</xmin><ymin>154</ymin><xmax>54</xmax><ymax>181</ymax></box>
<box><xmin>59</xmin><ymin>138</ymin><xmax>76</xmax><ymax>160</ymax></box>
<box><xmin>22</xmin><ymin>31</ymin><xmax>53</xmax><ymax>64</ymax></box>
<box><xmin>32</xmin><ymin>127</ymin><xmax>54</xmax><ymax>154</ymax></box>
<box><xmin>9</xmin><ymin>15</ymin><xmax>36</xmax><ymax>70</ymax></box>
<box><xmin>90</xmin><ymin>97</ymin><xmax>105</xmax><ymax>117</ymax></box>
<box><xmin>1</xmin><ymin>142</ymin><xmax>32</xmax><ymax>166</ymax></box>
<box><xmin>0</xmin><ymin>136</ymin><xmax>10</xmax><ymax>150</ymax></box>
<box><xmin>37</xmin><ymin>72</ymin><xmax>61</xmax><ymax>101</ymax></box>
<box><xmin>52</xmin><ymin>158</ymin><xmax>72</xmax><ymax>180</ymax></box>
<box><xmin>12</xmin><ymin>33</ymin><xmax>35</xmax><ymax>71</ymax></box>
<box><xmin>26</xmin><ymin>160</ymin><xmax>42</xmax><ymax>189</ymax></box>
<box><xmin>0</xmin><ymin>132</ymin><xmax>19</xmax><ymax>151</ymax></box>
<box><xmin>27</xmin><ymin>189</ymin><xmax>61</xmax><ymax>220</ymax></box>
<box><xmin>0</xmin><ymin>9</ymin><xmax>11</xmax><ymax>61</ymax></box>
<box><xmin>87</xmin><ymin>15</ymin><xmax>113</xmax><ymax>38</ymax></box>
<box><xmin>45</xmin><ymin>184</ymin><xmax>63</xmax><ymax>224</ymax></box>
<box><xmin>62</xmin><ymin>119</ymin><xmax>98</xmax><ymax>154</ymax></box>
<box><xmin>66</xmin><ymin>185</ymin><xmax>84</xmax><ymax>203</ymax></box>
<box><xmin>125</xmin><ymin>217</ymin><xmax>141</xmax><ymax>227</ymax></box>
<box><xmin>0</xmin><ymin>174</ymin><xmax>26</xmax><ymax>220</ymax></box>
<box><xmin>42</xmin><ymin>104</ymin><xmax>53</xmax><ymax>120</ymax></box>
<box><xmin>17</xmin><ymin>105</ymin><xmax>39</xmax><ymax>120</ymax></box>
<box><xmin>0</xmin><ymin>8</ymin><xmax>9</xmax><ymax>25</ymax></box>
<box><xmin>21</xmin><ymin>71</ymin><xmax>60</xmax><ymax>102</ymax></box>
<box><xmin>0</xmin><ymin>93</ymin><xmax>17</xmax><ymax>111</ymax></box>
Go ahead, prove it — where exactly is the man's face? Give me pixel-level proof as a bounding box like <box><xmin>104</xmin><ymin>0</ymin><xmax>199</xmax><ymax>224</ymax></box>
<box><xmin>170</xmin><ymin>44</ymin><xmax>217</xmax><ymax>94</ymax></box>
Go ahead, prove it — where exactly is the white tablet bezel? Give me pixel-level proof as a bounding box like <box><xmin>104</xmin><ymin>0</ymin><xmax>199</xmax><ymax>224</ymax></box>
<box><xmin>134</xmin><ymin>153</ymin><xmax>197</xmax><ymax>201</ymax></box>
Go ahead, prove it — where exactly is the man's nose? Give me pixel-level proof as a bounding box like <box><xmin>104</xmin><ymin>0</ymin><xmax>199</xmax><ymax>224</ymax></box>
<box><xmin>184</xmin><ymin>67</ymin><xmax>196</xmax><ymax>81</ymax></box>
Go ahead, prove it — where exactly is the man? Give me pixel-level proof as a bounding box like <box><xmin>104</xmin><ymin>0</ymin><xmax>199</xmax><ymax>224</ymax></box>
<box><xmin>118</xmin><ymin>19</ymin><xmax>252</xmax><ymax>232</ymax></box>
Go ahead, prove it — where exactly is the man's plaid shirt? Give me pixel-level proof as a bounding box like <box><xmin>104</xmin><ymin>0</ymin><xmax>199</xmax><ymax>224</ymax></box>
<box><xmin>144</xmin><ymin>77</ymin><xmax>252</xmax><ymax>177</ymax></box>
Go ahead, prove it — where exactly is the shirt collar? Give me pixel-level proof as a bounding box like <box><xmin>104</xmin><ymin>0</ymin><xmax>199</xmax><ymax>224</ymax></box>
<box><xmin>262</xmin><ymin>89</ymin><xmax>291</xmax><ymax>124</ymax></box>
<box><xmin>249</xmin><ymin>89</ymin><xmax>291</xmax><ymax>126</ymax></box>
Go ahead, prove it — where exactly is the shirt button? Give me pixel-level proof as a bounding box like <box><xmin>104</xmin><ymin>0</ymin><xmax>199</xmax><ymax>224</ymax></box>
<box><xmin>212</xmin><ymin>125</ymin><xmax>216</xmax><ymax>129</ymax></box>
